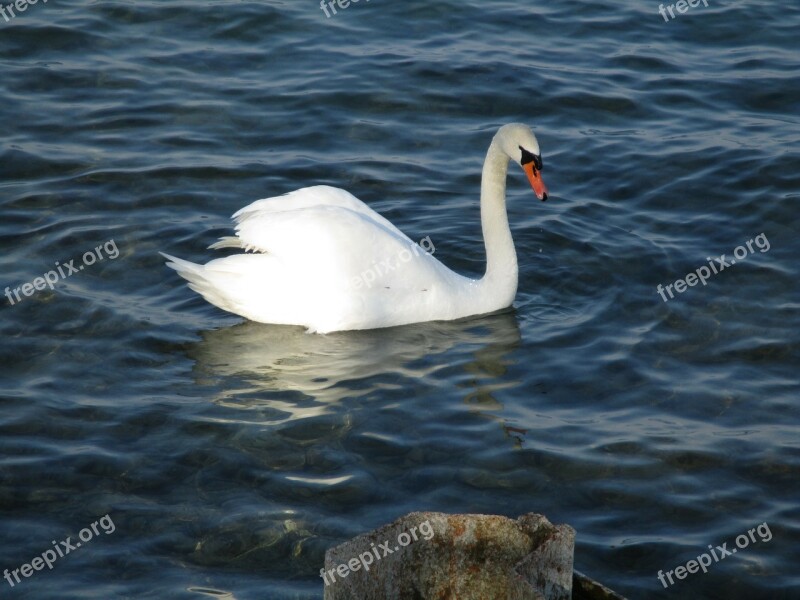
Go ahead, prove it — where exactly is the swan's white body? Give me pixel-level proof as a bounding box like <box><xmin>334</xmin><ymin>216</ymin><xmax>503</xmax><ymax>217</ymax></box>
<box><xmin>163</xmin><ymin>124</ymin><xmax>547</xmax><ymax>334</ymax></box>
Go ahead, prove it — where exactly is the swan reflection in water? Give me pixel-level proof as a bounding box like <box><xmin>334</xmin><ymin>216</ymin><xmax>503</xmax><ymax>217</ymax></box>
<box><xmin>179</xmin><ymin>311</ymin><xmax>529</xmax><ymax>579</ymax></box>
<box><xmin>184</xmin><ymin>310</ymin><xmax>527</xmax><ymax>446</ymax></box>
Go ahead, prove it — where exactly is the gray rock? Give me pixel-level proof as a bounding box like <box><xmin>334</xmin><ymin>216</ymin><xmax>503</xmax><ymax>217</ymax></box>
<box><xmin>322</xmin><ymin>512</ymin><xmax>575</xmax><ymax>600</ymax></box>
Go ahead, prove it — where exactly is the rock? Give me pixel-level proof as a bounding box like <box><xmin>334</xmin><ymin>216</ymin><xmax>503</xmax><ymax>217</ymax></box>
<box><xmin>572</xmin><ymin>571</ymin><xmax>628</xmax><ymax>600</ymax></box>
<box><xmin>322</xmin><ymin>512</ymin><xmax>575</xmax><ymax>600</ymax></box>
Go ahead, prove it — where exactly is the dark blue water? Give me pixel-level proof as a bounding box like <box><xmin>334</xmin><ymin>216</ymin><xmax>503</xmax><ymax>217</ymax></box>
<box><xmin>1</xmin><ymin>1</ymin><xmax>798</xmax><ymax>598</ymax></box>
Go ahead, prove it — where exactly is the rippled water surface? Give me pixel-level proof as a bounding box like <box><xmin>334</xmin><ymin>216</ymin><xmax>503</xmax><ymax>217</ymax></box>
<box><xmin>1</xmin><ymin>1</ymin><xmax>798</xmax><ymax>598</ymax></box>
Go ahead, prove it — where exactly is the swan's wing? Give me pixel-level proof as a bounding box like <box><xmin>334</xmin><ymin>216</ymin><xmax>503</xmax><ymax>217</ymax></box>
<box><xmin>211</xmin><ymin>184</ymin><xmax>443</xmax><ymax>290</ymax></box>
<box><xmin>229</xmin><ymin>203</ymin><xmax>440</xmax><ymax>287</ymax></box>
<box><xmin>231</xmin><ymin>185</ymin><xmax>412</xmax><ymax>245</ymax></box>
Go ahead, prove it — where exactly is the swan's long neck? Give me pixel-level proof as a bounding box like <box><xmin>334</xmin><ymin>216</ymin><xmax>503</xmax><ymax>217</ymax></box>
<box><xmin>478</xmin><ymin>139</ymin><xmax>518</xmax><ymax>308</ymax></box>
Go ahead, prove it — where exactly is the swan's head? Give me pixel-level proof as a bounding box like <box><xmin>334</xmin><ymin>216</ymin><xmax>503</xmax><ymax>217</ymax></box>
<box><xmin>495</xmin><ymin>123</ymin><xmax>548</xmax><ymax>201</ymax></box>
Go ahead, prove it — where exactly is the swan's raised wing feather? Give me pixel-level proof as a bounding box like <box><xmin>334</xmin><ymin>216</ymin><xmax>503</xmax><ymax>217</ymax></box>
<box><xmin>232</xmin><ymin>185</ymin><xmax>412</xmax><ymax>244</ymax></box>
<box><xmin>231</xmin><ymin>204</ymin><xmax>438</xmax><ymax>289</ymax></box>
<box><xmin>211</xmin><ymin>185</ymin><xmax>441</xmax><ymax>292</ymax></box>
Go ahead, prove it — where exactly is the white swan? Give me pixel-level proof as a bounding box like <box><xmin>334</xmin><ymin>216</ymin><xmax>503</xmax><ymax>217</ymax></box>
<box><xmin>162</xmin><ymin>123</ymin><xmax>548</xmax><ymax>334</ymax></box>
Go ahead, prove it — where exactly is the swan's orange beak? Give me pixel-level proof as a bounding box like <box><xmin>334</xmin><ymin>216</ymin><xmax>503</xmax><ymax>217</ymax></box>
<box><xmin>524</xmin><ymin>162</ymin><xmax>548</xmax><ymax>201</ymax></box>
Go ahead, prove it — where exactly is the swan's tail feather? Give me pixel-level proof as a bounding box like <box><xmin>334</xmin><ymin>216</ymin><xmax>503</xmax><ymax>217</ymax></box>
<box><xmin>161</xmin><ymin>252</ymin><xmax>235</xmax><ymax>313</ymax></box>
<box><xmin>208</xmin><ymin>236</ymin><xmax>267</xmax><ymax>254</ymax></box>
<box><xmin>208</xmin><ymin>236</ymin><xmax>242</xmax><ymax>250</ymax></box>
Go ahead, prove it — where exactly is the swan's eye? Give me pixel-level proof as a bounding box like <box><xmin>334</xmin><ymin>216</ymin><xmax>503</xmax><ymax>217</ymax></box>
<box><xmin>519</xmin><ymin>146</ymin><xmax>543</xmax><ymax>171</ymax></box>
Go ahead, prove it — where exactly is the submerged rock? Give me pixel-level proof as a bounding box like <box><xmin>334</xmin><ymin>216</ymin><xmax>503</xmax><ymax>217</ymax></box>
<box><xmin>322</xmin><ymin>512</ymin><xmax>576</xmax><ymax>600</ymax></box>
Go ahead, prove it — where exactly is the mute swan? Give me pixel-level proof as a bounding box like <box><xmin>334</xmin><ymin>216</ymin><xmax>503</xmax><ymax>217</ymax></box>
<box><xmin>162</xmin><ymin>123</ymin><xmax>548</xmax><ymax>334</ymax></box>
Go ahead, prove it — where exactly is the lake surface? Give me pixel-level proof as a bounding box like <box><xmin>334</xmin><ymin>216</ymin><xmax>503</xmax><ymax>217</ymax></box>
<box><xmin>1</xmin><ymin>1</ymin><xmax>798</xmax><ymax>598</ymax></box>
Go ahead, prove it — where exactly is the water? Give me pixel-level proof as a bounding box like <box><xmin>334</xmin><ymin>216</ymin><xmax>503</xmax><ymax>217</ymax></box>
<box><xmin>1</xmin><ymin>1</ymin><xmax>798</xmax><ymax>598</ymax></box>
